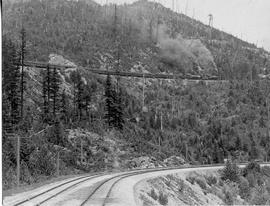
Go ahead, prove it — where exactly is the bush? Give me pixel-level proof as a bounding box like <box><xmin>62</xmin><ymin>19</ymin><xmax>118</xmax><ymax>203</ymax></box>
<box><xmin>261</xmin><ymin>166</ymin><xmax>270</xmax><ymax>177</ymax></box>
<box><xmin>148</xmin><ymin>188</ymin><xmax>158</xmax><ymax>201</ymax></box>
<box><xmin>195</xmin><ymin>178</ymin><xmax>207</xmax><ymax>190</ymax></box>
<box><xmin>158</xmin><ymin>191</ymin><xmax>168</xmax><ymax>205</ymax></box>
<box><xmin>186</xmin><ymin>175</ymin><xmax>196</xmax><ymax>184</ymax></box>
<box><xmin>218</xmin><ymin>179</ymin><xmax>224</xmax><ymax>187</ymax></box>
<box><xmin>242</xmin><ymin>161</ymin><xmax>261</xmax><ymax>177</ymax></box>
<box><xmin>205</xmin><ymin>175</ymin><xmax>217</xmax><ymax>186</ymax></box>
<box><xmin>246</xmin><ymin>173</ymin><xmax>256</xmax><ymax>188</ymax></box>
<box><xmin>178</xmin><ymin>179</ymin><xmax>185</xmax><ymax>192</ymax></box>
<box><xmin>266</xmin><ymin>180</ymin><xmax>270</xmax><ymax>193</ymax></box>
<box><xmin>250</xmin><ymin>187</ymin><xmax>269</xmax><ymax>205</ymax></box>
<box><xmin>222</xmin><ymin>187</ymin><xmax>234</xmax><ymax>205</ymax></box>
<box><xmin>239</xmin><ymin>176</ymin><xmax>250</xmax><ymax>200</ymax></box>
<box><xmin>164</xmin><ymin>179</ymin><xmax>171</xmax><ymax>188</ymax></box>
<box><xmin>221</xmin><ymin>160</ymin><xmax>240</xmax><ymax>182</ymax></box>
<box><xmin>28</xmin><ymin>146</ymin><xmax>56</xmax><ymax>176</ymax></box>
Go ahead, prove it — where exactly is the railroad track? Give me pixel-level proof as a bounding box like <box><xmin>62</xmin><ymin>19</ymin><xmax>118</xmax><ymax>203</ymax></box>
<box><xmin>80</xmin><ymin>163</ymin><xmax>270</xmax><ymax>206</ymax></box>
<box><xmin>5</xmin><ymin>163</ymin><xmax>270</xmax><ymax>206</ymax></box>
<box><xmin>6</xmin><ymin>173</ymin><xmax>103</xmax><ymax>206</ymax></box>
<box><xmin>6</xmin><ymin>168</ymin><xmax>159</xmax><ymax>206</ymax></box>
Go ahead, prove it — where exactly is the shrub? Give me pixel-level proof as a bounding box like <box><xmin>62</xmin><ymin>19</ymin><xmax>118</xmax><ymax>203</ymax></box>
<box><xmin>239</xmin><ymin>176</ymin><xmax>250</xmax><ymax>200</ymax></box>
<box><xmin>261</xmin><ymin>166</ymin><xmax>270</xmax><ymax>177</ymax></box>
<box><xmin>266</xmin><ymin>180</ymin><xmax>270</xmax><ymax>193</ymax></box>
<box><xmin>250</xmin><ymin>187</ymin><xmax>269</xmax><ymax>205</ymax></box>
<box><xmin>221</xmin><ymin>160</ymin><xmax>240</xmax><ymax>182</ymax></box>
<box><xmin>140</xmin><ymin>194</ymin><xmax>154</xmax><ymax>206</ymax></box>
<box><xmin>242</xmin><ymin>161</ymin><xmax>261</xmax><ymax>177</ymax></box>
<box><xmin>195</xmin><ymin>178</ymin><xmax>207</xmax><ymax>190</ymax></box>
<box><xmin>186</xmin><ymin>175</ymin><xmax>196</xmax><ymax>184</ymax></box>
<box><xmin>178</xmin><ymin>179</ymin><xmax>185</xmax><ymax>192</ymax></box>
<box><xmin>218</xmin><ymin>179</ymin><xmax>224</xmax><ymax>187</ymax></box>
<box><xmin>205</xmin><ymin>175</ymin><xmax>217</xmax><ymax>186</ymax></box>
<box><xmin>148</xmin><ymin>188</ymin><xmax>158</xmax><ymax>201</ymax></box>
<box><xmin>158</xmin><ymin>191</ymin><xmax>168</xmax><ymax>205</ymax></box>
<box><xmin>246</xmin><ymin>173</ymin><xmax>256</xmax><ymax>188</ymax></box>
<box><xmin>222</xmin><ymin>187</ymin><xmax>234</xmax><ymax>205</ymax></box>
<box><xmin>164</xmin><ymin>179</ymin><xmax>171</xmax><ymax>188</ymax></box>
<box><xmin>28</xmin><ymin>146</ymin><xmax>56</xmax><ymax>176</ymax></box>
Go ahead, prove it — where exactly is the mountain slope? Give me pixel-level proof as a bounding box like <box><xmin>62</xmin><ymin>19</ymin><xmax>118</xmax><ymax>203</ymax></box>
<box><xmin>3</xmin><ymin>0</ymin><xmax>270</xmax><ymax>78</ymax></box>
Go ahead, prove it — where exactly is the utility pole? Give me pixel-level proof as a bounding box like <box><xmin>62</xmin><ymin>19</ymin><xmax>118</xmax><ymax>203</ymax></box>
<box><xmin>16</xmin><ymin>135</ymin><xmax>20</xmax><ymax>186</ymax></box>
<box><xmin>142</xmin><ymin>74</ymin><xmax>145</xmax><ymax>110</ymax></box>
<box><xmin>6</xmin><ymin>127</ymin><xmax>52</xmax><ymax>187</ymax></box>
<box><xmin>7</xmin><ymin>134</ymin><xmax>29</xmax><ymax>187</ymax></box>
<box><xmin>159</xmin><ymin>110</ymin><xmax>163</xmax><ymax>154</ymax></box>
<box><xmin>185</xmin><ymin>141</ymin><xmax>188</xmax><ymax>161</ymax></box>
<box><xmin>160</xmin><ymin>110</ymin><xmax>163</xmax><ymax>132</ymax></box>
<box><xmin>81</xmin><ymin>136</ymin><xmax>83</xmax><ymax>164</ymax></box>
<box><xmin>267</xmin><ymin>96</ymin><xmax>270</xmax><ymax>162</ymax></box>
<box><xmin>56</xmin><ymin>151</ymin><xmax>60</xmax><ymax>177</ymax></box>
<box><xmin>20</xmin><ymin>27</ymin><xmax>26</xmax><ymax>120</ymax></box>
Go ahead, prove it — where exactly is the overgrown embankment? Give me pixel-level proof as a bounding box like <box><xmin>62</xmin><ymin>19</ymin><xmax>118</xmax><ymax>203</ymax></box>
<box><xmin>135</xmin><ymin>162</ymin><xmax>270</xmax><ymax>206</ymax></box>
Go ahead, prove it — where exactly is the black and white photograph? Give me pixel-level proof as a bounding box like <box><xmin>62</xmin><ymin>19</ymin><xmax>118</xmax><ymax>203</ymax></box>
<box><xmin>1</xmin><ymin>0</ymin><xmax>270</xmax><ymax>205</ymax></box>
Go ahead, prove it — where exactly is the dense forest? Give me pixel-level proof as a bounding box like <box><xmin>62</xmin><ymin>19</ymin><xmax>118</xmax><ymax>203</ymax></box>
<box><xmin>2</xmin><ymin>0</ymin><xmax>270</xmax><ymax>190</ymax></box>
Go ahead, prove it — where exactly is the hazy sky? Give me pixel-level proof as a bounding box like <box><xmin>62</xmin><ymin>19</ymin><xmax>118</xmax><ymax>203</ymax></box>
<box><xmin>94</xmin><ymin>0</ymin><xmax>270</xmax><ymax>51</ymax></box>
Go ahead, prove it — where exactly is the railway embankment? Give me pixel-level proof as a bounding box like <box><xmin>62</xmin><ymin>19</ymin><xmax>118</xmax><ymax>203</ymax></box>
<box><xmin>135</xmin><ymin>162</ymin><xmax>270</xmax><ymax>206</ymax></box>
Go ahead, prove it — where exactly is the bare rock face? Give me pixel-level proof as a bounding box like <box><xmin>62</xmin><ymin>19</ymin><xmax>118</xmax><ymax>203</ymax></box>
<box><xmin>129</xmin><ymin>156</ymin><xmax>160</xmax><ymax>169</ymax></box>
<box><xmin>163</xmin><ymin>155</ymin><xmax>186</xmax><ymax>167</ymax></box>
<box><xmin>49</xmin><ymin>54</ymin><xmax>77</xmax><ymax>69</ymax></box>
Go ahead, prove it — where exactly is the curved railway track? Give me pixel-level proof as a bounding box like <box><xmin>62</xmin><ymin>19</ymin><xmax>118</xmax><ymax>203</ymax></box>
<box><xmin>10</xmin><ymin>174</ymin><xmax>100</xmax><ymax>206</ymax></box>
<box><xmin>80</xmin><ymin>163</ymin><xmax>270</xmax><ymax>206</ymax></box>
<box><xmin>6</xmin><ymin>163</ymin><xmax>269</xmax><ymax>206</ymax></box>
<box><xmin>8</xmin><ymin>168</ymin><xmax>158</xmax><ymax>206</ymax></box>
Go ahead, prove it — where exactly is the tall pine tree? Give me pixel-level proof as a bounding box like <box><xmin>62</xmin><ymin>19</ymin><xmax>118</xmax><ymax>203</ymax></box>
<box><xmin>20</xmin><ymin>27</ymin><xmax>26</xmax><ymax>120</ymax></box>
<box><xmin>41</xmin><ymin>66</ymin><xmax>61</xmax><ymax>123</ymax></box>
<box><xmin>104</xmin><ymin>75</ymin><xmax>115</xmax><ymax>128</ymax></box>
<box><xmin>60</xmin><ymin>89</ymin><xmax>69</xmax><ymax>124</ymax></box>
<box><xmin>104</xmin><ymin>75</ymin><xmax>124</xmax><ymax>130</ymax></box>
<box><xmin>115</xmin><ymin>88</ymin><xmax>124</xmax><ymax>130</ymax></box>
<box><xmin>51</xmin><ymin>67</ymin><xmax>61</xmax><ymax>118</ymax></box>
<box><xmin>2</xmin><ymin>36</ymin><xmax>21</xmax><ymax>132</ymax></box>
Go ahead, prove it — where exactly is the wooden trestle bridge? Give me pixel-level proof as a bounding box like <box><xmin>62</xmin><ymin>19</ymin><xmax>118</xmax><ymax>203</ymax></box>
<box><xmin>21</xmin><ymin>61</ymin><xmax>219</xmax><ymax>81</ymax></box>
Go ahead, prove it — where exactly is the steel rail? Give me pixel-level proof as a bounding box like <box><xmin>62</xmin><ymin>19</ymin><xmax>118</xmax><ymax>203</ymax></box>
<box><xmin>15</xmin><ymin>61</ymin><xmax>219</xmax><ymax>80</ymax></box>
<box><xmin>11</xmin><ymin>174</ymin><xmax>99</xmax><ymax>206</ymax></box>
<box><xmin>101</xmin><ymin>162</ymin><xmax>270</xmax><ymax>206</ymax></box>
<box><xmin>79</xmin><ymin>169</ymin><xmax>158</xmax><ymax>206</ymax></box>
<box><xmin>10</xmin><ymin>162</ymin><xmax>270</xmax><ymax>206</ymax></box>
<box><xmin>81</xmin><ymin>164</ymin><xmax>225</xmax><ymax>206</ymax></box>
<box><xmin>36</xmin><ymin>174</ymin><xmax>105</xmax><ymax>205</ymax></box>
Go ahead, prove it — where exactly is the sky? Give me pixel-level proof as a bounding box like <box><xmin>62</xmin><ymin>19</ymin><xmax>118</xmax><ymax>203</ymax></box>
<box><xmin>94</xmin><ymin>0</ymin><xmax>270</xmax><ymax>51</ymax></box>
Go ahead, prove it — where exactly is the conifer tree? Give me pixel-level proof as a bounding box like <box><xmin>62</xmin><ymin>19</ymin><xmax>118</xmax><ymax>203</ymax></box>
<box><xmin>42</xmin><ymin>70</ymin><xmax>49</xmax><ymax>123</ymax></box>
<box><xmin>250</xmin><ymin>137</ymin><xmax>259</xmax><ymax>160</ymax></box>
<box><xmin>49</xmin><ymin>117</ymin><xmax>65</xmax><ymax>146</ymax></box>
<box><xmin>41</xmin><ymin>67</ymin><xmax>51</xmax><ymax>123</ymax></box>
<box><xmin>70</xmin><ymin>70</ymin><xmax>85</xmax><ymax>121</ymax></box>
<box><xmin>20</xmin><ymin>27</ymin><xmax>26</xmax><ymax>120</ymax></box>
<box><xmin>2</xmin><ymin>36</ymin><xmax>20</xmax><ymax>131</ymax></box>
<box><xmin>115</xmin><ymin>88</ymin><xmax>124</xmax><ymax>130</ymax></box>
<box><xmin>104</xmin><ymin>75</ymin><xmax>115</xmax><ymax>127</ymax></box>
<box><xmin>60</xmin><ymin>89</ymin><xmax>68</xmax><ymax>124</ymax></box>
<box><xmin>82</xmin><ymin>84</ymin><xmax>92</xmax><ymax>121</ymax></box>
<box><xmin>41</xmin><ymin>66</ymin><xmax>62</xmax><ymax>123</ymax></box>
<box><xmin>51</xmin><ymin>67</ymin><xmax>61</xmax><ymax>118</ymax></box>
<box><xmin>76</xmin><ymin>75</ymin><xmax>84</xmax><ymax>121</ymax></box>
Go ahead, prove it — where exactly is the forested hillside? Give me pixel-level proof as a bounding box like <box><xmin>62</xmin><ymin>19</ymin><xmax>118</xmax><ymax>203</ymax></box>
<box><xmin>2</xmin><ymin>0</ymin><xmax>270</xmax><ymax>190</ymax></box>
